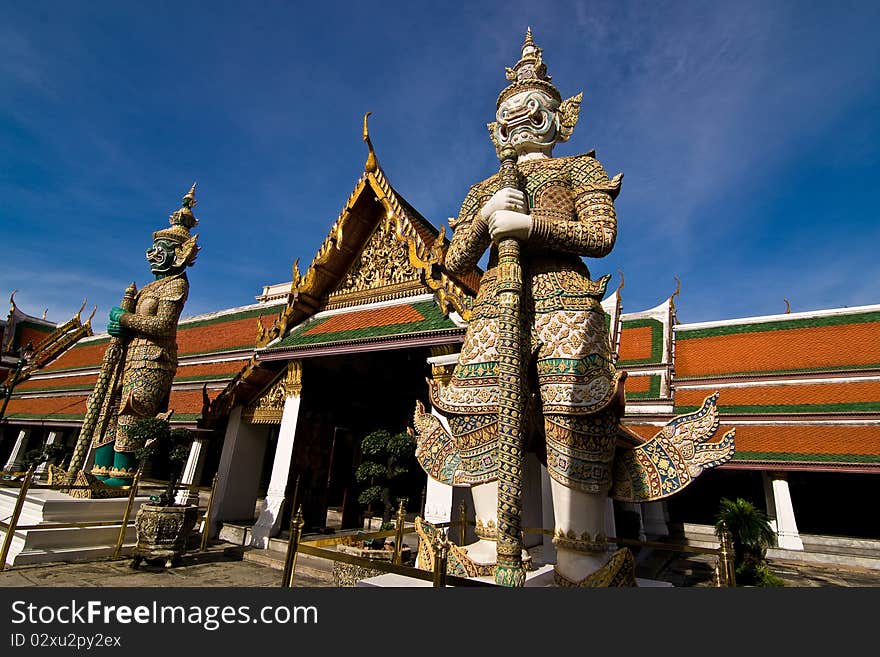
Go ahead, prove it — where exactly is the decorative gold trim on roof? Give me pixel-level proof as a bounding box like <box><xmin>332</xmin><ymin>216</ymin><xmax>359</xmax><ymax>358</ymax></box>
<box><xmin>255</xmin><ymin>120</ymin><xmax>475</xmax><ymax>350</ymax></box>
<box><xmin>670</xmin><ymin>276</ymin><xmax>681</xmax><ymax>317</ymax></box>
<box><xmin>3</xmin><ymin>297</ymin><xmax>96</xmax><ymax>386</ymax></box>
<box><xmin>242</xmin><ymin>361</ymin><xmax>302</xmax><ymax>424</ymax></box>
<box><xmin>210</xmin><ymin>122</ymin><xmax>478</xmax><ymax>423</ymax></box>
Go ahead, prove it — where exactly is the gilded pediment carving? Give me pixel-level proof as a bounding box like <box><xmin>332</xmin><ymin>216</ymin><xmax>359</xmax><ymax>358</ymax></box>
<box><xmin>327</xmin><ymin>218</ymin><xmax>423</xmax><ymax>308</ymax></box>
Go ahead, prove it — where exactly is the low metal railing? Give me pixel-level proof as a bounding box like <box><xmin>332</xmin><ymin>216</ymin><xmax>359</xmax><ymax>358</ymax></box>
<box><xmin>0</xmin><ymin>467</ymin><xmax>220</xmax><ymax>571</ymax></box>
<box><xmin>278</xmin><ymin>499</ymin><xmax>737</xmax><ymax>588</ymax></box>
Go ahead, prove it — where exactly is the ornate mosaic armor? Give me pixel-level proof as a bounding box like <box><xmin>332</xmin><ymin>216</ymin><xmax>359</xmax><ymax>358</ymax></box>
<box><xmin>97</xmin><ymin>273</ymin><xmax>189</xmax><ymax>453</ymax></box>
<box><xmin>432</xmin><ymin>152</ymin><xmax>624</xmax><ymax>493</ymax></box>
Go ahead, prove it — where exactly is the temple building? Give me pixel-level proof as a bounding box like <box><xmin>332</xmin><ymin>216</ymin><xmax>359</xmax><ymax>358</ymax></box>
<box><xmin>2</xmin><ymin>136</ymin><xmax>878</xmax><ymax>565</ymax></box>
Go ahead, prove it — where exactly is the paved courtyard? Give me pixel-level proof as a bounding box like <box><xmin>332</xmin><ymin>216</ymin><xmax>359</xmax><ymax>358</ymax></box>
<box><xmin>1</xmin><ymin>542</ymin><xmax>879</xmax><ymax>587</ymax></box>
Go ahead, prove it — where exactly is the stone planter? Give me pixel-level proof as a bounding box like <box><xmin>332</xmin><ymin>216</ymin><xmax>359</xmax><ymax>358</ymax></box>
<box><xmin>130</xmin><ymin>504</ymin><xmax>199</xmax><ymax>568</ymax></box>
<box><xmin>333</xmin><ymin>543</ymin><xmax>412</xmax><ymax>587</ymax></box>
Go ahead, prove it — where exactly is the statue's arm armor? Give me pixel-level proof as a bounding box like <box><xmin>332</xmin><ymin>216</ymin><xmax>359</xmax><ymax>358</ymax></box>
<box><xmin>444</xmin><ymin>185</ymin><xmax>492</xmax><ymax>275</ymax></box>
<box><xmin>119</xmin><ymin>298</ymin><xmax>184</xmax><ymax>337</ymax></box>
<box><xmin>529</xmin><ymin>156</ymin><xmax>621</xmax><ymax>258</ymax></box>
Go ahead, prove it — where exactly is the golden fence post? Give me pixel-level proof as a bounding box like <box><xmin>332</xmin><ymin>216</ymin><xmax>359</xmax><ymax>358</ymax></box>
<box><xmin>393</xmin><ymin>499</ymin><xmax>406</xmax><ymax>565</ymax></box>
<box><xmin>0</xmin><ymin>466</ymin><xmax>34</xmax><ymax>572</ymax></box>
<box><xmin>112</xmin><ymin>468</ymin><xmax>142</xmax><ymax>561</ymax></box>
<box><xmin>432</xmin><ymin>534</ymin><xmax>449</xmax><ymax>588</ymax></box>
<box><xmin>720</xmin><ymin>526</ymin><xmax>737</xmax><ymax>587</ymax></box>
<box><xmin>199</xmin><ymin>473</ymin><xmax>219</xmax><ymax>552</ymax></box>
<box><xmin>281</xmin><ymin>506</ymin><xmax>304</xmax><ymax>588</ymax></box>
<box><xmin>458</xmin><ymin>499</ymin><xmax>467</xmax><ymax>546</ymax></box>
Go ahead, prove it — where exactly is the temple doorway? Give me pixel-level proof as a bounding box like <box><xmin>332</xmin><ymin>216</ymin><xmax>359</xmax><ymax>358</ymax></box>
<box><xmin>285</xmin><ymin>347</ymin><xmax>432</xmax><ymax>532</ymax></box>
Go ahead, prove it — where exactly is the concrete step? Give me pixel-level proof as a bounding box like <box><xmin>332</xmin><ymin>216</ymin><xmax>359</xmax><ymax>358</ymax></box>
<box><xmin>676</xmin><ymin>523</ymin><xmax>880</xmax><ymax>571</ymax></box>
<box><xmin>237</xmin><ymin>545</ymin><xmax>337</xmax><ymax>583</ymax></box>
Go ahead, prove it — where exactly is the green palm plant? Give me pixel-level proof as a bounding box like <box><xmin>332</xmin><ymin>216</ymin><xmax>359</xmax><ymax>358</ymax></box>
<box><xmin>715</xmin><ymin>497</ymin><xmax>782</xmax><ymax>586</ymax></box>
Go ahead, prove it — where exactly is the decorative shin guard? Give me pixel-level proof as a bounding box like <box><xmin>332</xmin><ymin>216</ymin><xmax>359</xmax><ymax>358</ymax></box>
<box><xmin>90</xmin><ymin>443</ymin><xmax>115</xmax><ymax>480</ymax></box>
<box><xmin>553</xmin><ymin>547</ymin><xmax>637</xmax><ymax>587</ymax></box>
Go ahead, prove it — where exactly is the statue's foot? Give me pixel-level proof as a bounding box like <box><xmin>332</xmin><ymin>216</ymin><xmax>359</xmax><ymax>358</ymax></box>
<box><xmin>553</xmin><ymin>548</ymin><xmax>637</xmax><ymax>587</ymax></box>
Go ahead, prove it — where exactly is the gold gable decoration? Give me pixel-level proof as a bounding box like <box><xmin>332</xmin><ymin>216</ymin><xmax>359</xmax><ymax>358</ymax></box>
<box><xmin>242</xmin><ymin>361</ymin><xmax>302</xmax><ymax>425</ymax></box>
<box><xmin>326</xmin><ymin>217</ymin><xmax>424</xmax><ymax>308</ymax></box>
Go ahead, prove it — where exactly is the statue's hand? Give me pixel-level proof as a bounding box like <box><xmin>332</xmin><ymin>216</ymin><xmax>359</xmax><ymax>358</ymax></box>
<box><xmin>107</xmin><ymin>306</ymin><xmax>129</xmax><ymax>338</ymax></box>
<box><xmin>488</xmin><ymin>210</ymin><xmax>532</xmax><ymax>243</ymax></box>
<box><xmin>107</xmin><ymin>319</ymin><xmax>126</xmax><ymax>338</ymax></box>
<box><xmin>108</xmin><ymin>306</ymin><xmax>126</xmax><ymax>323</ymax></box>
<box><xmin>480</xmin><ymin>188</ymin><xmax>527</xmax><ymax>221</ymax></box>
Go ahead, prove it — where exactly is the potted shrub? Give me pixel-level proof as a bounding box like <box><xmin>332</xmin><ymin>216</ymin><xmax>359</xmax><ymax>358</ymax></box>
<box><xmin>714</xmin><ymin>497</ymin><xmax>784</xmax><ymax>587</ymax></box>
<box><xmin>128</xmin><ymin>417</ymin><xmax>199</xmax><ymax>568</ymax></box>
<box><xmin>355</xmin><ymin>429</ymin><xmax>415</xmax><ymax>547</ymax></box>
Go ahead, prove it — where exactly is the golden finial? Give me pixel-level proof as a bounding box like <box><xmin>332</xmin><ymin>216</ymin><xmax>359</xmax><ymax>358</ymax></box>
<box><xmin>670</xmin><ymin>276</ymin><xmax>681</xmax><ymax>312</ymax></box>
<box><xmin>524</xmin><ymin>26</ymin><xmax>534</xmax><ymax>48</ymax></box>
<box><xmin>363</xmin><ymin>112</ymin><xmax>378</xmax><ymax>173</ymax></box>
<box><xmin>616</xmin><ymin>270</ymin><xmax>625</xmax><ymax>293</ymax></box>
<box><xmin>291</xmin><ymin>258</ymin><xmax>302</xmax><ymax>289</ymax></box>
<box><xmin>256</xmin><ymin>314</ymin><xmax>266</xmax><ymax>344</ymax></box>
<box><xmin>74</xmin><ymin>298</ymin><xmax>87</xmax><ymax>322</ymax></box>
<box><xmin>9</xmin><ymin>290</ymin><xmax>18</xmax><ymax>315</ymax></box>
<box><xmin>784</xmin><ymin>299</ymin><xmax>791</xmax><ymax>314</ymax></box>
<box><xmin>183</xmin><ymin>182</ymin><xmax>197</xmax><ymax>209</ymax></box>
<box><xmin>85</xmin><ymin>305</ymin><xmax>98</xmax><ymax>328</ymax></box>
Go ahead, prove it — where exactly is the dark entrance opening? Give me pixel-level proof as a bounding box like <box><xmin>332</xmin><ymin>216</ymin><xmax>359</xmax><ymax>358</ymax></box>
<box><xmin>285</xmin><ymin>347</ymin><xmax>432</xmax><ymax>532</ymax></box>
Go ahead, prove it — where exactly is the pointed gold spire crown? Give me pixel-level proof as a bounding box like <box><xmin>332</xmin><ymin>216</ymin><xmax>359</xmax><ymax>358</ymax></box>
<box><xmin>497</xmin><ymin>28</ymin><xmax>561</xmax><ymax>108</ymax></box>
<box><xmin>170</xmin><ymin>182</ymin><xmax>199</xmax><ymax>231</ymax></box>
<box><xmin>154</xmin><ymin>183</ymin><xmax>200</xmax><ymax>247</ymax></box>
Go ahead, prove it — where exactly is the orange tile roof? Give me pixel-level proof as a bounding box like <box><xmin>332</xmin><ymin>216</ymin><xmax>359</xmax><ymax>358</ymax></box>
<box><xmin>303</xmin><ymin>304</ymin><xmax>425</xmax><ymax>336</ymax></box>
<box><xmin>15</xmin><ymin>373</ymin><xmax>97</xmax><ymax>392</ymax></box>
<box><xmin>621</xmin><ymin>421</ymin><xmax>880</xmax><ymax>466</ymax></box>
<box><xmin>18</xmin><ymin>324</ymin><xmax>54</xmax><ymax>349</ymax></box>
<box><xmin>676</xmin><ymin>322</ymin><xmax>880</xmax><ymax>378</ymax></box>
<box><xmin>722</xmin><ymin>423</ymin><xmax>880</xmax><ymax>457</ymax></box>
<box><xmin>618</xmin><ymin>326</ymin><xmax>655</xmax><ymax>363</ymax></box>
<box><xmin>676</xmin><ymin>380</ymin><xmax>880</xmax><ymax>413</ymax></box>
<box><xmin>625</xmin><ymin>376</ymin><xmax>653</xmax><ymax>393</ymax></box>
<box><xmin>176</xmin><ymin>317</ymin><xmax>261</xmax><ymax>355</ymax></box>
<box><xmin>40</xmin><ymin>339</ymin><xmax>111</xmax><ymax>373</ymax></box>
<box><xmin>173</xmin><ymin>359</ymin><xmax>250</xmax><ymax>381</ymax></box>
<box><xmin>167</xmin><ymin>389</ymin><xmax>215</xmax><ymax>419</ymax></box>
<box><xmin>4</xmin><ymin>394</ymin><xmax>88</xmax><ymax>420</ymax></box>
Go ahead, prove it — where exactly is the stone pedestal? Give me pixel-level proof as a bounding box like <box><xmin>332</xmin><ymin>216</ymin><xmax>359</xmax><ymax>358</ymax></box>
<box><xmin>131</xmin><ymin>504</ymin><xmax>200</xmax><ymax>567</ymax></box>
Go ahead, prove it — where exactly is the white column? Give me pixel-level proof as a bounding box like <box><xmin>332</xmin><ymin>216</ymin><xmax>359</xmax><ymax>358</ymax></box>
<box><xmin>175</xmin><ymin>435</ymin><xmax>209</xmax><ymax>506</ymax></box>
<box><xmin>209</xmin><ymin>406</ymin><xmax>269</xmax><ymax>537</ymax></box>
<box><xmin>35</xmin><ymin>431</ymin><xmax>61</xmax><ymax>474</ymax></box>
<box><xmin>251</xmin><ymin>362</ymin><xmax>303</xmax><ymax>548</ymax></box>
<box><xmin>641</xmin><ymin>501</ymin><xmax>669</xmax><ymax>538</ymax></box>
<box><xmin>763</xmin><ymin>472</ymin><xmax>804</xmax><ymax>551</ymax></box>
<box><xmin>3</xmin><ymin>429</ymin><xmax>30</xmax><ymax>472</ymax></box>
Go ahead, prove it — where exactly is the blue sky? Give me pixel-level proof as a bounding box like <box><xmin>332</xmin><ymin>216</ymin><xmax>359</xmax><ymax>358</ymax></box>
<box><xmin>2</xmin><ymin>1</ymin><xmax>879</xmax><ymax>332</ymax></box>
